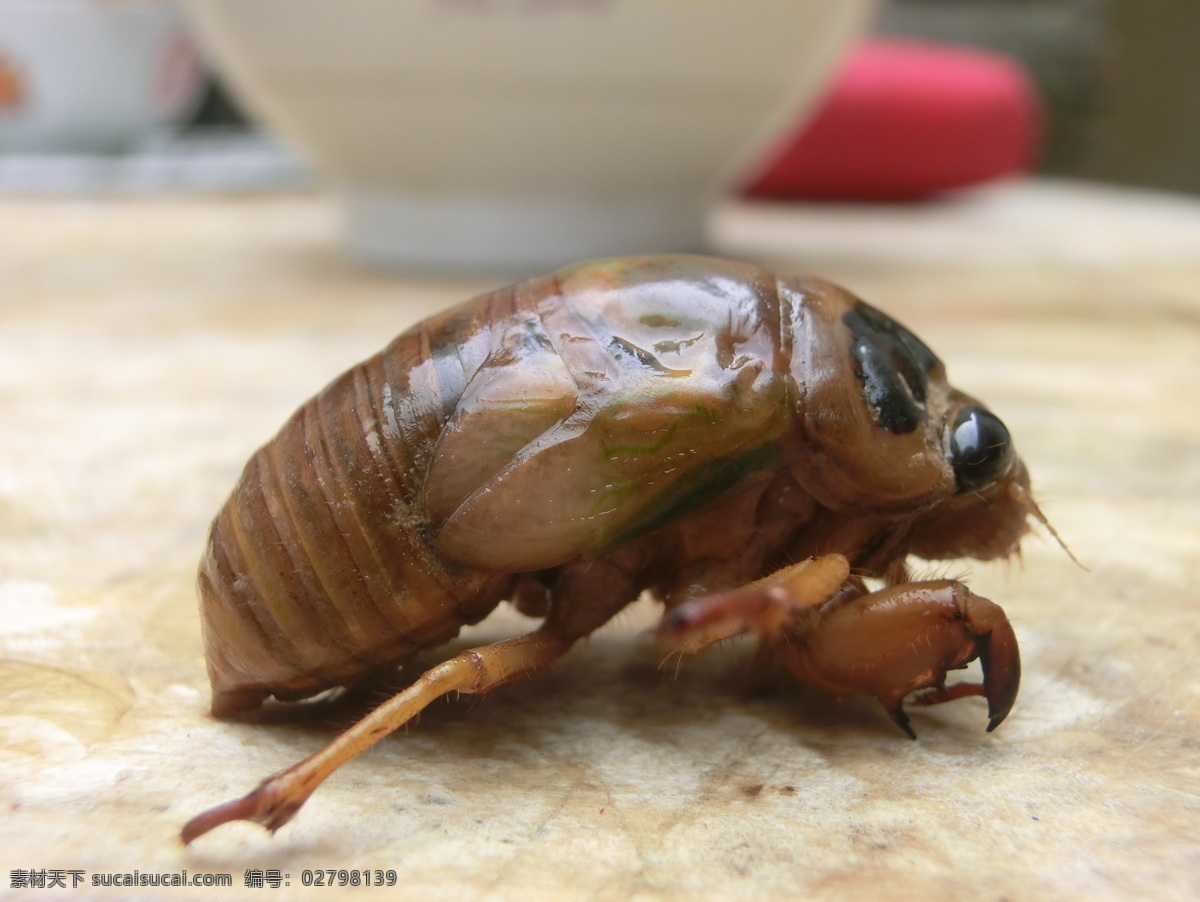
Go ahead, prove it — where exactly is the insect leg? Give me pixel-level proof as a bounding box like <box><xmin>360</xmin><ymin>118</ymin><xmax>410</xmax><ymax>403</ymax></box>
<box><xmin>778</xmin><ymin>581</ymin><xmax>1020</xmax><ymax>738</ymax></box>
<box><xmin>908</xmin><ymin>683</ymin><xmax>989</xmax><ymax>706</ymax></box>
<box><xmin>656</xmin><ymin>554</ymin><xmax>852</xmax><ymax>655</ymax></box>
<box><xmin>181</xmin><ymin>627</ymin><xmax>573</xmax><ymax>843</ymax></box>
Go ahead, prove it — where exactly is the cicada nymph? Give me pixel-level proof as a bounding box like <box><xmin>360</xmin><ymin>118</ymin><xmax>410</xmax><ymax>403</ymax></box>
<box><xmin>184</xmin><ymin>255</ymin><xmax>1064</xmax><ymax>843</ymax></box>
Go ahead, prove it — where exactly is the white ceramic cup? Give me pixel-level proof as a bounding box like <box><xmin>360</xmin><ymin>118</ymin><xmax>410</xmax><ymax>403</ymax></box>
<box><xmin>185</xmin><ymin>0</ymin><xmax>878</xmax><ymax>272</ymax></box>
<box><xmin>0</xmin><ymin>0</ymin><xmax>202</xmax><ymax>154</ymax></box>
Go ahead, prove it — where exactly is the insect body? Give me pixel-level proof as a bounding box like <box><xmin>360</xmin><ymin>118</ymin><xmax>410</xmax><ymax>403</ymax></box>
<box><xmin>183</xmin><ymin>255</ymin><xmax>1057</xmax><ymax>842</ymax></box>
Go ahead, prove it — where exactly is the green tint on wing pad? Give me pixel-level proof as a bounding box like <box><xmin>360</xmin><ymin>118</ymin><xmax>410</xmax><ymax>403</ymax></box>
<box><xmin>434</xmin><ymin>379</ymin><xmax>788</xmax><ymax>572</ymax></box>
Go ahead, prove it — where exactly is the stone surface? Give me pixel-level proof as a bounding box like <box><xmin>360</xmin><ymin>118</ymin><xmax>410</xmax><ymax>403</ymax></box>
<box><xmin>1</xmin><ymin>184</ymin><xmax>1197</xmax><ymax>899</ymax></box>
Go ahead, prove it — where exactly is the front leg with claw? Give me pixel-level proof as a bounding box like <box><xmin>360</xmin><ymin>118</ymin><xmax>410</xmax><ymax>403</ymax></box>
<box><xmin>661</xmin><ymin>562</ymin><xmax>1020</xmax><ymax>738</ymax></box>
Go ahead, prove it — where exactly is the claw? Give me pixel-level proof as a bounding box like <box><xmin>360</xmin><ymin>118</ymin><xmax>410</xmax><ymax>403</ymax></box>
<box><xmin>887</xmin><ymin>703</ymin><xmax>918</xmax><ymax>740</ymax></box>
<box><xmin>181</xmin><ymin>769</ymin><xmax>313</xmax><ymax>844</ymax></box>
<box><xmin>656</xmin><ymin>564</ymin><xmax>1021</xmax><ymax>739</ymax></box>
<box><xmin>779</xmin><ymin>580</ymin><xmax>1021</xmax><ymax>736</ymax></box>
<box><xmin>967</xmin><ymin>591</ymin><xmax>1021</xmax><ymax>731</ymax></box>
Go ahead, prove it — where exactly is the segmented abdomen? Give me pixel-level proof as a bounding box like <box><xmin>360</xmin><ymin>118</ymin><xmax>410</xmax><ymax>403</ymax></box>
<box><xmin>197</xmin><ymin>285</ymin><xmax>528</xmax><ymax>716</ymax></box>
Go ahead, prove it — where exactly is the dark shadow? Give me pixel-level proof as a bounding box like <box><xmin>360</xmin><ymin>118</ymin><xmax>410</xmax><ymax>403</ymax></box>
<box><xmin>212</xmin><ymin>628</ymin><xmax>985</xmax><ymax>750</ymax></box>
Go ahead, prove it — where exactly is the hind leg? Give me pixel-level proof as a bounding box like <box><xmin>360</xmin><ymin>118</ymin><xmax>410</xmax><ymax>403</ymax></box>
<box><xmin>182</xmin><ymin>626</ymin><xmax>573</xmax><ymax>843</ymax></box>
<box><xmin>183</xmin><ymin>548</ymin><xmax>648</xmax><ymax>843</ymax></box>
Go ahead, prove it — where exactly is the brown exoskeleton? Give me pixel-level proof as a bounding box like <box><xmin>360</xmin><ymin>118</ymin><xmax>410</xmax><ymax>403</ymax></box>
<box><xmin>182</xmin><ymin>255</ymin><xmax>1065</xmax><ymax>843</ymax></box>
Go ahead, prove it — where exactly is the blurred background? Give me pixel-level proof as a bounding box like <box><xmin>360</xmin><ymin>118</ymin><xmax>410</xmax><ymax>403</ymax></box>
<box><xmin>879</xmin><ymin>0</ymin><xmax>1199</xmax><ymax>194</ymax></box>
<box><xmin>1</xmin><ymin>0</ymin><xmax>1197</xmax><ymax>270</ymax></box>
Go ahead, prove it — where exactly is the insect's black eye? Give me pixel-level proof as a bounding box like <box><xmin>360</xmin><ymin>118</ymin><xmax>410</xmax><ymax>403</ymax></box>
<box><xmin>949</xmin><ymin>406</ymin><xmax>1015</xmax><ymax>494</ymax></box>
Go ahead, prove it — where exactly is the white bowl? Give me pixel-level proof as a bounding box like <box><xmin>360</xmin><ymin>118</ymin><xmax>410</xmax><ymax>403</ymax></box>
<box><xmin>0</xmin><ymin>0</ymin><xmax>203</xmax><ymax>154</ymax></box>
<box><xmin>185</xmin><ymin>0</ymin><xmax>877</xmax><ymax>271</ymax></box>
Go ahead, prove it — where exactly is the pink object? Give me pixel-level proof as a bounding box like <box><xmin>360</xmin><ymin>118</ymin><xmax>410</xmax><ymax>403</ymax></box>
<box><xmin>743</xmin><ymin>39</ymin><xmax>1043</xmax><ymax>201</ymax></box>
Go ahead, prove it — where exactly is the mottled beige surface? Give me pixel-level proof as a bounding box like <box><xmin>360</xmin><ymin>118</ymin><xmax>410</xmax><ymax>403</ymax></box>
<box><xmin>1</xmin><ymin>185</ymin><xmax>1197</xmax><ymax>900</ymax></box>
